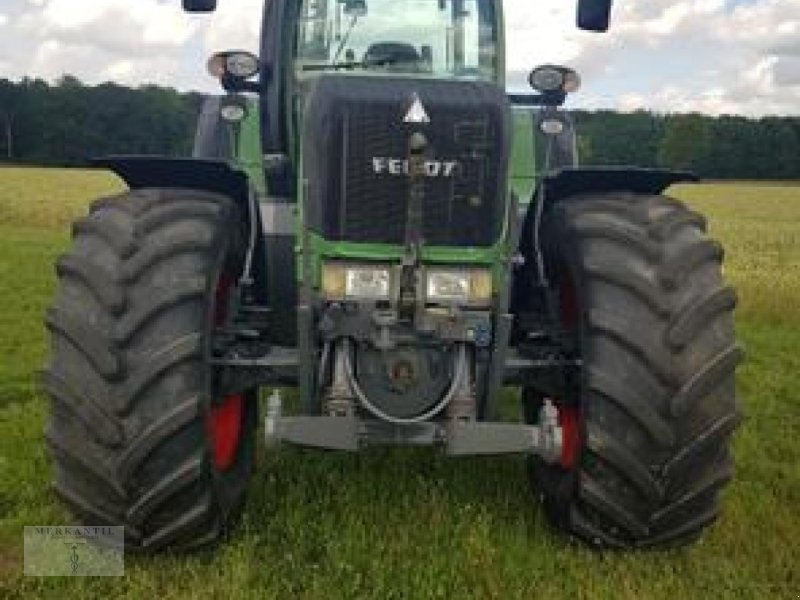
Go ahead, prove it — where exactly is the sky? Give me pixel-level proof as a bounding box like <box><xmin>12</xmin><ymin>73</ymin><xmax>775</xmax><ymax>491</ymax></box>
<box><xmin>0</xmin><ymin>0</ymin><xmax>798</xmax><ymax>116</ymax></box>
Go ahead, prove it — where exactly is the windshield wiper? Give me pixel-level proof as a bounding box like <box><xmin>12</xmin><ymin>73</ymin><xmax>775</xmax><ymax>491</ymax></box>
<box><xmin>332</xmin><ymin>15</ymin><xmax>358</xmax><ymax>63</ymax></box>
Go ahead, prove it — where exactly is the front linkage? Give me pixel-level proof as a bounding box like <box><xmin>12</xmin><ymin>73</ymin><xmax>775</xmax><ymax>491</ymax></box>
<box><xmin>260</xmin><ymin>347</ymin><xmax>564</xmax><ymax>462</ymax></box>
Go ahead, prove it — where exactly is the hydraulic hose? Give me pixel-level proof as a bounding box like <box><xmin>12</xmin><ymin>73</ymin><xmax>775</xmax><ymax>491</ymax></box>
<box><xmin>239</xmin><ymin>187</ymin><xmax>258</xmax><ymax>287</ymax></box>
<box><xmin>342</xmin><ymin>340</ymin><xmax>468</xmax><ymax>425</ymax></box>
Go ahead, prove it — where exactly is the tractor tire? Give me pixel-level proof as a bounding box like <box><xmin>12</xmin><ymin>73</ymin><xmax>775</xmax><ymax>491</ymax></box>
<box><xmin>43</xmin><ymin>188</ymin><xmax>256</xmax><ymax>553</ymax></box>
<box><xmin>524</xmin><ymin>191</ymin><xmax>742</xmax><ymax>549</ymax></box>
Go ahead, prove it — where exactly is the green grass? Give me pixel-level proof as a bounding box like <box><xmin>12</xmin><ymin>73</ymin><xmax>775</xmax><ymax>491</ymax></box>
<box><xmin>0</xmin><ymin>167</ymin><xmax>798</xmax><ymax>599</ymax></box>
<box><xmin>0</xmin><ymin>167</ymin><xmax>125</xmax><ymax>230</ymax></box>
<box><xmin>670</xmin><ymin>183</ymin><xmax>800</xmax><ymax>325</ymax></box>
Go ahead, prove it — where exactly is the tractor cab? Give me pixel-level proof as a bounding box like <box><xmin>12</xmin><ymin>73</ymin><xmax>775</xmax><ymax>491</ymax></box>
<box><xmin>294</xmin><ymin>0</ymin><xmax>501</xmax><ymax>83</ymax></box>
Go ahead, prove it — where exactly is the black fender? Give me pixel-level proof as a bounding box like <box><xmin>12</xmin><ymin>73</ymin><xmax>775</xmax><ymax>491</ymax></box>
<box><xmin>511</xmin><ymin>166</ymin><xmax>698</xmax><ymax>322</ymax></box>
<box><xmin>94</xmin><ymin>155</ymin><xmax>250</xmax><ymax>200</ymax></box>
<box><xmin>93</xmin><ymin>155</ymin><xmax>268</xmax><ymax>305</ymax></box>
<box><xmin>518</xmin><ymin>166</ymin><xmax>698</xmax><ymax>257</ymax></box>
<box><xmin>538</xmin><ymin>166</ymin><xmax>698</xmax><ymax>205</ymax></box>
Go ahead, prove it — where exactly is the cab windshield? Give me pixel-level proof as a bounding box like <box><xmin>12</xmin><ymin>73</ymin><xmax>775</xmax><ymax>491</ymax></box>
<box><xmin>295</xmin><ymin>0</ymin><xmax>499</xmax><ymax>81</ymax></box>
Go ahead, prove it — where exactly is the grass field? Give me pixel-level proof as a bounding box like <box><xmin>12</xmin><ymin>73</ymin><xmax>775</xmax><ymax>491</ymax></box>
<box><xmin>0</xmin><ymin>167</ymin><xmax>798</xmax><ymax>599</ymax></box>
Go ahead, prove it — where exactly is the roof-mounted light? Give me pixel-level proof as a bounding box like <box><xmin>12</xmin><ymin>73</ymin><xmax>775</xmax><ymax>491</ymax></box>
<box><xmin>528</xmin><ymin>65</ymin><xmax>581</xmax><ymax>95</ymax></box>
<box><xmin>206</xmin><ymin>51</ymin><xmax>260</xmax><ymax>80</ymax></box>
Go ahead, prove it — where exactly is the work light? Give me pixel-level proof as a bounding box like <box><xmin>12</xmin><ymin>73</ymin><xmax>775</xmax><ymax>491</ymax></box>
<box><xmin>529</xmin><ymin>66</ymin><xmax>565</xmax><ymax>92</ymax></box>
<box><xmin>528</xmin><ymin>65</ymin><xmax>581</xmax><ymax>94</ymax></box>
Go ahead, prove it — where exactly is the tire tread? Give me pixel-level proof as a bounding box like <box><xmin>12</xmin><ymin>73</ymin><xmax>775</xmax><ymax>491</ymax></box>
<box><xmin>527</xmin><ymin>191</ymin><xmax>741</xmax><ymax>550</ymax></box>
<box><xmin>44</xmin><ymin>188</ymin><xmax>252</xmax><ymax>553</ymax></box>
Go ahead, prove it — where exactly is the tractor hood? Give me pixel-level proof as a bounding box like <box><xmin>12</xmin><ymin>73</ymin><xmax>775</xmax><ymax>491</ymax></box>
<box><xmin>302</xmin><ymin>75</ymin><xmax>511</xmax><ymax>247</ymax></box>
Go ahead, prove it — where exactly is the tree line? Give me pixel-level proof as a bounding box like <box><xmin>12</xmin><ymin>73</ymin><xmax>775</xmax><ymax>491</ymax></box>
<box><xmin>573</xmin><ymin>110</ymin><xmax>800</xmax><ymax>180</ymax></box>
<box><xmin>0</xmin><ymin>76</ymin><xmax>204</xmax><ymax>166</ymax></box>
<box><xmin>1</xmin><ymin>76</ymin><xmax>799</xmax><ymax>180</ymax></box>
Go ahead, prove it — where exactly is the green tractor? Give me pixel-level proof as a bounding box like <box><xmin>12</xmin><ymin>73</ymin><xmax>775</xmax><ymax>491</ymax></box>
<box><xmin>43</xmin><ymin>0</ymin><xmax>742</xmax><ymax>552</ymax></box>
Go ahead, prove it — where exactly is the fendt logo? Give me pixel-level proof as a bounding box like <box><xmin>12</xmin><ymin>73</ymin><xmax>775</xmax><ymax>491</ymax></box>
<box><xmin>403</xmin><ymin>93</ymin><xmax>430</xmax><ymax>124</ymax></box>
<box><xmin>372</xmin><ymin>157</ymin><xmax>459</xmax><ymax>178</ymax></box>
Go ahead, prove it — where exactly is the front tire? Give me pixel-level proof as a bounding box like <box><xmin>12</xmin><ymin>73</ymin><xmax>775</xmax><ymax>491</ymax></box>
<box><xmin>43</xmin><ymin>188</ymin><xmax>255</xmax><ymax>552</ymax></box>
<box><xmin>525</xmin><ymin>191</ymin><xmax>742</xmax><ymax>549</ymax></box>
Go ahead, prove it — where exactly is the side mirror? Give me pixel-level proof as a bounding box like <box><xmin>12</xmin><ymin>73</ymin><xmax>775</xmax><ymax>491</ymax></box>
<box><xmin>577</xmin><ymin>0</ymin><xmax>613</xmax><ymax>32</ymax></box>
<box><xmin>183</xmin><ymin>0</ymin><xmax>217</xmax><ymax>13</ymax></box>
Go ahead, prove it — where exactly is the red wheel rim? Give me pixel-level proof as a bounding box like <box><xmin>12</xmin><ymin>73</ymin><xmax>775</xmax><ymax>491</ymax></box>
<box><xmin>207</xmin><ymin>394</ymin><xmax>244</xmax><ymax>471</ymax></box>
<box><xmin>558</xmin><ymin>404</ymin><xmax>580</xmax><ymax>469</ymax></box>
<box><xmin>208</xmin><ymin>274</ymin><xmax>243</xmax><ymax>472</ymax></box>
<box><xmin>556</xmin><ymin>267</ymin><xmax>581</xmax><ymax>469</ymax></box>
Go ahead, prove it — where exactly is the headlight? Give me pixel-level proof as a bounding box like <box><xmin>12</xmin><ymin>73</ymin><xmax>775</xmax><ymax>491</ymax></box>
<box><xmin>426</xmin><ymin>268</ymin><xmax>492</xmax><ymax>306</ymax></box>
<box><xmin>322</xmin><ymin>263</ymin><xmax>392</xmax><ymax>300</ymax></box>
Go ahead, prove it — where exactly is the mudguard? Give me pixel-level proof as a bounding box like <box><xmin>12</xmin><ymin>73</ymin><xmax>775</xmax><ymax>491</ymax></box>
<box><xmin>94</xmin><ymin>155</ymin><xmax>269</xmax><ymax>305</ymax></box>
<box><xmin>94</xmin><ymin>155</ymin><xmax>250</xmax><ymax>201</ymax></box>
<box><xmin>511</xmin><ymin>166</ymin><xmax>699</xmax><ymax>328</ymax></box>
<box><xmin>539</xmin><ymin>166</ymin><xmax>698</xmax><ymax>204</ymax></box>
<box><xmin>518</xmin><ymin>166</ymin><xmax>699</xmax><ymax>257</ymax></box>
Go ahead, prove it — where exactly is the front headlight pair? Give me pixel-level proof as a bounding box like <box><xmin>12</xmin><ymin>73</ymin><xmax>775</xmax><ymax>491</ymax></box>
<box><xmin>321</xmin><ymin>263</ymin><xmax>492</xmax><ymax>306</ymax></box>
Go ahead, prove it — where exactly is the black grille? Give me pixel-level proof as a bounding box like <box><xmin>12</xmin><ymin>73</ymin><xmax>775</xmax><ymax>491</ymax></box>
<box><xmin>303</xmin><ymin>76</ymin><xmax>511</xmax><ymax>247</ymax></box>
